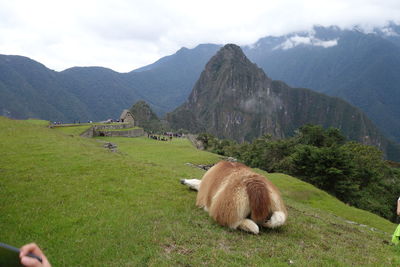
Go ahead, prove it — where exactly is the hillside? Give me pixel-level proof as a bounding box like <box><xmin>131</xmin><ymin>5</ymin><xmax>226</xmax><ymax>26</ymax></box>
<box><xmin>129</xmin><ymin>100</ymin><xmax>163</xmax><ymax>132</ymax></box>
<box><xmin>125</xmin><ymin>44</ymin><xmax>221</xmax><ymax>115</ymax></box>
<box><xmin>58</xmin><ymin>67</ymin><xmax>145</xmax><ymax>122</ymax></box>
<box><xmin>1</xmin><ymin>116</ymin><xmax>399</xmax><ymax>266</ymax></box>
<box><xmin>0</xmin><ymin>55</ymin><xmax>90</xmax><ymax>122</ymax></box>
<box><xmin>244</xmin><ymin>25</ymin><xmax>400</xmax><ymax>143</ymax></box>
<box><xmin>0</xmin><ymin>55</ymin><xmax>147</xmax><ymax>123</ymax></box>
<box><xmin>0</xmin><ymin>44</ymin><xmax>220</xmax><ymax>122</ymax></box>
<box><xmin>167</xmin><ymin>44</ymin><xmax>400</xmax><ymax>161</ymax></box>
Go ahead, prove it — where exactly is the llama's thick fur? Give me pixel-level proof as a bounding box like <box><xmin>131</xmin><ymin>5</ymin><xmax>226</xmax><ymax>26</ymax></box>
<box><xmin>181</xmin><ymin>161</ymin><xmax>287</xmax><ymax>234</ymax></box>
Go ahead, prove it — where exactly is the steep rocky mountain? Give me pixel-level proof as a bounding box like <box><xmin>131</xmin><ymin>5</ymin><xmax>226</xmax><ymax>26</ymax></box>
<box><xmin>128</xmin><ymin>25</ymin><xmax>400</xmax><ymax>143</ymax></box>
<box><xmin>167</xmin><ymin>44</ymin><xmax>400</xmax><ymax>160</ymax></box>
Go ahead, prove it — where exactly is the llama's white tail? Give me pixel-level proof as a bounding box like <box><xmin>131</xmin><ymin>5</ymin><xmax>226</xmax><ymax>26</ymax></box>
<box><xmin>180</xmin><ymin>178</ymin><xmax>201</xmax><ymax>191</ymax></box>
<box><xmin>263</xmin><ymin>211</ymin><xmax>286</xmax><ymax>228</ymax></box>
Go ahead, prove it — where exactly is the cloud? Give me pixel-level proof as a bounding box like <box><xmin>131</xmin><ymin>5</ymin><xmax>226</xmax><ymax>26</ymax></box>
<box><xmin>0</xmin><ymin>0</ymin><xmax>400</xmax><ymax>72</ymax></box>
<box><xmin>381</xmin><ymin>26</ymin><xmax>400</xmax><ymax>36</ymax></box>
<box><xmin>274</xmin><ymin>35</ymin><xmax>338</xmax><ymax>50</ymax></box>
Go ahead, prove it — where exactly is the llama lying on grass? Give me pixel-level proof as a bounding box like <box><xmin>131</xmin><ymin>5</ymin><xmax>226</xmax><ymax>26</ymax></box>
<box><xmin>181</xmin><ymin>161</ymin><xmax>287</xmax><ymax>234</ymax></box>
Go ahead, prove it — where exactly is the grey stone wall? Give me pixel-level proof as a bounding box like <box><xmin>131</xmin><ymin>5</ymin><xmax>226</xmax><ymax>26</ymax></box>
<box><xmin>79</xmin><ymin>123</ymin><xmax>144</xmax><ymax>138</ymax></box>
<box><xmin>186</xmin><ymin>134</ymin><xmax>204</xmax><ymax>150</ymax></box>
<box><xmin>95</xmin><ymin>128</ymin><xmax>144</xmax><ymax>137</ymax></box>
<box><xmin>94</xmin><ymin>123</ymin><xmax>134</xmax><ymax>130</ymax></box>
<box><xmin>80</xmin><ymin>127</ymin><xmax>95</xmax><ymax>137</ymax></box>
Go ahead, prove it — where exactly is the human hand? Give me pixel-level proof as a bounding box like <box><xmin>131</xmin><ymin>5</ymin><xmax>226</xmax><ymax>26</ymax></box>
<box><xmin>19</xmin><ymin>243</ymin><xmax>51</xmax><ymax>267</ymax></box>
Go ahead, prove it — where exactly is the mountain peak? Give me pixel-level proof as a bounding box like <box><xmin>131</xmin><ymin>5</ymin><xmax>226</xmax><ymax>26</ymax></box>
<box><xmin>210</xmin><ymin>43</ymin><xmax>248</xmax><ymax>65</ymax></box>
<box><xmin>202</xmin><ymin>43</ymin><xmax>266</xmax><ymax>81</ymax></box>
<box><xmin>219</xmin><ymin>43</ymin><xmax>242</xmax><ymax>53</ymax></box>
<box><xmin>188</xmin><ymin>44</ymin><xmax>270</xmax><ymax>108</ymax></box>
<box><xmin>167</xmin><ymin>43</ymin><xmax>390</xmax><ymax>151</ymax></box>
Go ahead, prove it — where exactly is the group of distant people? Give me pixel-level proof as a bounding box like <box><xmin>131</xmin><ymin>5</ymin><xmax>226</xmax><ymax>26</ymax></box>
<box><xmin>147</xmin><ymin>132</ymin><xmax>183</xmax><ymax>142</ymax></box>
<box><xmin>148</xmin><ymin>134</ymin><xmax>172</xmax><ymax>141</ymax></box>
<box><xmin>148</xmin><ymin>135</ymin><xmax>170</xmax><ymax>141</ymax></box>
<box><xmin>52</xmin><ymin>120</ymin><xmax>94</xmax><ymax>125</ymax></box>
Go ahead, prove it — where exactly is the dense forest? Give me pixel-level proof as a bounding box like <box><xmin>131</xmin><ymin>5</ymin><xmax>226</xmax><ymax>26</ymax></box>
<box><xmin>196</xmin><ymin>125</ymin><xmax>400</xmax><ymax>222</ymax></box>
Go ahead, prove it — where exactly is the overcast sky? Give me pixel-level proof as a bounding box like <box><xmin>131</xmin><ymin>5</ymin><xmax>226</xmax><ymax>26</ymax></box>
<box><xmin>0</xmin><ymin>0</ymin><xmax>399</xmax><ymax>72</ymax></box>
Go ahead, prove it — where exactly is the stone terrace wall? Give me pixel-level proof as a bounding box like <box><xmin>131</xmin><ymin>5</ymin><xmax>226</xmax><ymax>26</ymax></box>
<box><xmin>95</xmin><ymin>128</ymin><xmax>144</xmax><ymax>137</ymax></box>
<box><xmin>80</xmin><ymin>127</ymin><xmax>96</xmax><ymax>138</ymax></box>
<box><xmin>79</xmin><ymin>123</ymin><xmax>143</xmax><ymax>138</ymax></box>
<box><xmin>94</xmin><ymin>123</ymin><xmax>134</xmax><ymax>131</ymax></box>
<box><xmin>186</xmin><ymin>134</ymin><xmax>204</xmax><ymax>150</ymax></box>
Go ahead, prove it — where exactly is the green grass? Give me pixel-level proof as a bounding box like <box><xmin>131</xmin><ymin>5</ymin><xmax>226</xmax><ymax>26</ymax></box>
<box><xmin>54</xmin><ymin>125</ymin><xmax>92</xmax><ymax>136</ymax></box>
<box><xmin>258</xmin><ymin>172</ymin><xmax>395</xmax><ymax>233</ymax></box>
<box><xmin>25</xmin><ymin>119</ymin><xmax>50</xmax><ymax>126</ymax></box>
<box><xmin>1</xmin><ymin>116</ymin><xmax>399</xmax><ymax>266</ymax></box>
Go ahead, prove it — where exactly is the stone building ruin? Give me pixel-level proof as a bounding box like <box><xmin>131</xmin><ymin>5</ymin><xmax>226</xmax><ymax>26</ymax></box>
<box><xmin>120</xmin><ymin>109</ymin><xmax>135</xmax><ymax>124</ymax></box>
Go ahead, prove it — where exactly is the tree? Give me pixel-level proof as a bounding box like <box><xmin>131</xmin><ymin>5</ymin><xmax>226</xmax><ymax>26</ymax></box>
<box><xmin>296</xmin><ymin>124</ymin><xmax>346</xmax><ymax>147</ymax></box>
<box><xmin>291</xmin><ymin>144</ymin><xmax>358</xmax><ymax>203</ymax></box>
<box><xmin>196</xmin><ymin>133</ymin><xmax>216</xmax><ymax>150</ymax></box>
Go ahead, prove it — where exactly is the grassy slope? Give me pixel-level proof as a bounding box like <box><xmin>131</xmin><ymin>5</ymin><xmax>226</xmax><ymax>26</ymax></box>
<box><xmin>53</xmin><ymin>125</ymin><xmax>92</xmax><ymax>136</ymax></box>
<box><xmin>1</xmin><ymin>117</ymin><xmax>399</xmax><ymax>266</ymax></box>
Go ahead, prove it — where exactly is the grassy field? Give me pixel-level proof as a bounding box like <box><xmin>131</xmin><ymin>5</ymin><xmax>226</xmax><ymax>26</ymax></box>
<box><xmin>1</xmin><ymin>116</ymin><xmax>399</xmax><ymax>266</ymax></box>
<box><xmin>54</xmin><ymin>125</ymin><xmax>92</xmax><ymax>136</ymax></box>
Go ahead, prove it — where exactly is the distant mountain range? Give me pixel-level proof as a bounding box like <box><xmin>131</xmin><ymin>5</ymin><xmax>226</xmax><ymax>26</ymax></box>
<box><xmin>166</xmin><ymin>44</ymin><xmax>400</xmax><ymax>161</ymax></box>
<box><xmin>140</xmin><ymin>24</ymin><xmax>400</xmax><ymax>143</ymax></box>
<box><xmin>0</xmin><ymin>56</ymin><xmax>142</xmax><ymax>122</ymax></box>
<box><xmin>0</xmin><ymin>44</ymin><xmax>221</xmax><ymax>122</ymax></box>
<box><xmin>0</xmin><ymin>23</ymin><xmax>400</xmax><ymax>145</ymax></box>
<box><xmin>243</xmin><ymin>24</ymin><xmax>400</xmax><ymax>143</ymax></box>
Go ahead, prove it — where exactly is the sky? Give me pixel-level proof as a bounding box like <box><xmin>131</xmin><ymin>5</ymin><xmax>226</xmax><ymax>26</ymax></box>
<box><xmin>1</xmin><ymin>0</ymin><xmax>400</xmax><ymax>72</ymax></box>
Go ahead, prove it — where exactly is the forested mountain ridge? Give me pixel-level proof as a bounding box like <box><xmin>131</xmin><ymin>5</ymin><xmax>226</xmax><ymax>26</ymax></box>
<box><xmin>0</xmin><ymin>55</ymin><xmax>90</xmax><ymax>122</ymax></box>
<box><xmin>0</xmin><ymin>44</ymin><xmax>221</xmax><ymax>121</ymax></box>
